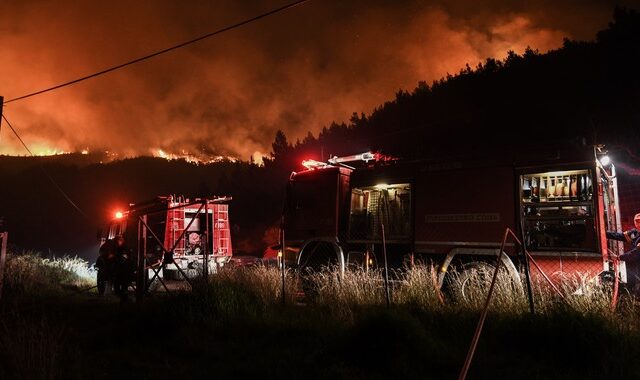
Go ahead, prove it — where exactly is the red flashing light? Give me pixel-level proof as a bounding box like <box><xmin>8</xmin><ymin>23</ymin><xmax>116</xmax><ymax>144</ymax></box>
<box><xmin>115</xmin><ymin>211</ymin><xmax>124</xmax><ymax>219</ymax></box>
<box><xmin>302</xmin><ymin>159</ymin><xmax>327</xmax><ymax>170</ymax></box>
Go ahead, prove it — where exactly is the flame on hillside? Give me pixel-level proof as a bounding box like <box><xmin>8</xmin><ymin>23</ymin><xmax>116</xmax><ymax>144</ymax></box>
<box><xmin>153</xmin><ymin>149</ymin><xmax>239</xmax><ymax>164</ymax></box>
<box><xmin>12</xmin><ymin>144</ymin><xmax>265</xmax><ymax>166</ymax></box>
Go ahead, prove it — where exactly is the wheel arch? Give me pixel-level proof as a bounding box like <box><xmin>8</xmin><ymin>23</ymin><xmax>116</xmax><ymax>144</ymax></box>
<box><xmin>437</xmin><ymin>247</ymin><xmax>521</xmax><ymax>290</ymax></box>
<box><xmin>297</xmin><ymin>237</ymin><xmax>345</xmax><ymax>276</ymax></box>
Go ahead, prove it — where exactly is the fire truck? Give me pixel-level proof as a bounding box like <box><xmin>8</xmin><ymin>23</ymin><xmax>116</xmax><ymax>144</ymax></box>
<box><xmin>282</xmin><ymin>146</ymin><xmax>625</xmax><ymax>288</ymax></box>
<box><xmin>101</xmin><ymin>195</ymin><xmax>233</xmax><ymax>281</ymax></box>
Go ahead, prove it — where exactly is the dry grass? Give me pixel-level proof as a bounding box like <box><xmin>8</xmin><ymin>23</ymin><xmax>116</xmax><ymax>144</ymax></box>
<box><xmin>1</xmin><ymin>251</ymin><xmax>624</xmax><ymax>319</ymax></box>
<box><xmin>0</xmin><ymin>311</ymin><xmax>69</xmax><ymax>380</ymax></box>
<box><xmin>393</xmin><ymin>265</ymin><xmax>444</xmax><ymax>309</ymax></box>
<box><xmin>1</xmin><ymin>255</ymin><xmax>640</xmax><ymax>379</ymax></box>
<box><xmin>208</xmin><ymin>263</ymin><xmax>629</xmax><ymax>321</ymax></box>
<box><xmin>214</xmin><ymin>265</ymin><xmax>298</xmax><ymax>305</ymax></box>
<box><xmin>3</xmin><ymin>251</ymin><xmax>94</xmax><ymax>296</ymax></box>
<box><xmin>303</xmin><ymin>268</ymin><xmax>386</xmax><ymax>318</ymax></box>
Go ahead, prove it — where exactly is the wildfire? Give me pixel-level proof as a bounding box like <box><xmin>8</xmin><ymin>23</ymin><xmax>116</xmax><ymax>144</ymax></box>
<box><xmin>153</xmin><ymin>149</ymin><xmax>238</xmax><ymax>164</ymax></box>
<box><xmin>33</xmin><ymin>148</ymin><xmax>71</xmax><ymax>156</ymax></box>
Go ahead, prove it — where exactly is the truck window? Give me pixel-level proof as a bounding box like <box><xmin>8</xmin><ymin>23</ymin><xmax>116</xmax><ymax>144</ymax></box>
<box><xmin>285</xmin><ymin>173</ymin><xmax>341</xmax><ymax>238</ymax></box>
<box><xmin>349</xmin><ymin>183</ymin><xmax>411</xmax><ymax>242</ymax></box>
<box><xmin>520</xmin><ymin>170</ymin><xmax>596</xmax><ymax>252</ymax></box>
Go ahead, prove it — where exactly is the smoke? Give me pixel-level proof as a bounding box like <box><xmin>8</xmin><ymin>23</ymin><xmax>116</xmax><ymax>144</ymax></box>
<box><xmin>0</xmin><ymin>0</ymin><xmax>635</xmax><ymax>160</ymax></box>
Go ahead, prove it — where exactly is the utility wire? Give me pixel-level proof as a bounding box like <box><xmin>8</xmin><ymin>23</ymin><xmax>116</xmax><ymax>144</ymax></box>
<box><xmin>1</xmin><ymin>114</ymin><xmax>88</xmax><ymax>219</ymax></box>
<box><xmin>3</xmin><ymin>0</ymin><xmax>310</xmax><ymax>105</ymax></box>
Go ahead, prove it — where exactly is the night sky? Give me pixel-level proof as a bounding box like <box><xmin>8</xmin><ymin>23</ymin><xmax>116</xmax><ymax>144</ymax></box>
<box><xmin>1</xmin><ymin>0</ymin><xmax>638</xmax><ymax>160</ymax></box>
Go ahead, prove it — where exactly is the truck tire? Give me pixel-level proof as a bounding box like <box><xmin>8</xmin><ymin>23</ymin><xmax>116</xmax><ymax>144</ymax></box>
<box><xmin>298</xmin><ymin>240</ymin><xmax>344</xmax><ymax>273</ymax></box>
<box><xmin>297</xmin><ymin>240</ymin><xmax>345</xmax><ymax>301</ymax></box>
<box><xmin>451</xmin><ymin>261</ymin><xmax>523</xmax><ymax>303</ymax></box>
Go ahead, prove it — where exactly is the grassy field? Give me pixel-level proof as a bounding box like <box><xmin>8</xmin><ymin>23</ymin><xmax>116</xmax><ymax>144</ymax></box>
<box><xmin>1</xmin><ymin>251</ymin><xmax>639</xmax><ymax>379</ymax></box>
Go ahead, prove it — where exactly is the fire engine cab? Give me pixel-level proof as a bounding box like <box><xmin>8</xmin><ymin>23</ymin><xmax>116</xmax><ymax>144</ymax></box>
<box><xmin>101</xmin><ymin>195</ymin><xmax>233</xmax><ymax>280</ymax></box>
<box><xmin>282</xmin><ymin>146</ymin><xmax>625</xmax><ymax>287</ymax></box>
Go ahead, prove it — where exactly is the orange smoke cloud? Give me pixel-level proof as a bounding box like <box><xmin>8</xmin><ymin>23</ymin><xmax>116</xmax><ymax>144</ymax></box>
<box><xmin>0</xmin><ymin>0</ymin><xmax>626</xmax><ymax>159</ymax></box>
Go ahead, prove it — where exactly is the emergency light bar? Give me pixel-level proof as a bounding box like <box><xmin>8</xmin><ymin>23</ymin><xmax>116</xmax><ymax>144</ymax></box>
<box><xmin>302</xmin><ymin>159</ymin><xmax>329</xmax><ymax>169</ymax></box>
<box><xmin>328</xmin><ymin>152</ymin><xmax>375</xmax><ymax>164</ymax></box>
<box><xmin>301</xmin><ymin>152</ymin><xmax>392</xmax><ymax>170</ymax></box>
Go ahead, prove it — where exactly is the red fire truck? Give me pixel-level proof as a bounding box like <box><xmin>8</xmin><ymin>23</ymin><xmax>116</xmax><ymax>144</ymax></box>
<box><xmin>282</xmin><ymin>146</ymin><xmax>625</xmax><ymax>288</ymax></box>
<box><xmin>101</xmin><ymin>195</ymin><xmax>233</xmax><ymax>281</ymax></box>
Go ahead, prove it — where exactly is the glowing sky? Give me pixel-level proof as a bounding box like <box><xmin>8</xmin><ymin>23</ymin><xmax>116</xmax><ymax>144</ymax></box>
<box><xmin>0</xmin><ymin>0</ymin><xmax>637</xmax><ymax>160</ymax></box>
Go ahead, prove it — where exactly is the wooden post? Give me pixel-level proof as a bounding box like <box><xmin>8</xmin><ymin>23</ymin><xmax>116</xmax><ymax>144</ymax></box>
<box><xmin>381</xmin><ymin>224</ymin><xmax>390</xmax><ymax>308</ymax></box>
<box><xmin>280</xmin><ymin>226</ymin><xmax>286</xmax><ymax>305</ymax></box>
<box><xmin>136</xmin><ymin>216</ymin><xmax>147</xmax><ymax>303</ymax></box>
<box><xmin>0</xmin><ymin>232</ymin><xmax>8</xmax><ymax>300</ymax></box>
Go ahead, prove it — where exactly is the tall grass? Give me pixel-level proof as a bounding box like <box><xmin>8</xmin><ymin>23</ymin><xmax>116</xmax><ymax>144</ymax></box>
<box><xmin>2</xmin><ymin>251</ymin><xmax>94</xmax><ymax>296</ymax></box>
<box><xmin>208</xmin><ymin>263</ymin><xmax>631</xmax><ymax>321</ymax></box>
<box><xmin>2</xmin><ymin>256</ymin><xmax>640</xmax><ymax>379</ymax></box>
<box><xmin>0</xmin><ymin>311</ymin><xmax>70</xmax><ymax>380</ymax></box>
<box><xmin>1</xmin><ymin>250</ymin><xmax>625</xmax><ymax>320</ymax></box>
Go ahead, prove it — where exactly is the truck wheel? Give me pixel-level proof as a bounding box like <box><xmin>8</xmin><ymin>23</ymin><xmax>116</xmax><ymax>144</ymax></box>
<box><xmin>297</xmin><ymin>241</ymin><xmax>345</xmax><ymax>301</ymax></box>
<box><xmin>298</xmin><ymin>241</ymin><xmax>344</xmax><ymax>273</ymax></box>
<box><xmin>452</xmin><ymin>261</ymin><xmax>523</xmax><ymax>304</ymax></box>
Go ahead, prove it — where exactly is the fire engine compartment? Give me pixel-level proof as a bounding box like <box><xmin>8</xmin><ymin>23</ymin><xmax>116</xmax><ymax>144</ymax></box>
<box><xmin>348</xmin><ymin>183</ymin><xmax>412</xmax><ymax>242</ymax></box>
<box><xmin>520</xmin><ymin>169</ymin><xmax>596</xmax><ymax>252</ymax></box>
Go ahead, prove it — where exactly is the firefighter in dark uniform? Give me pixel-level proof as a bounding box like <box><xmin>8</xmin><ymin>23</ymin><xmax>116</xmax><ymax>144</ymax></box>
<box><xmin>607</xmin><ymin>213</ymin><xmax>640</xmax><ymax>295</ymax></box>
<box><xmin>112</xmin><ymin>236</ymin><xmax>135</xmax><ymax>302</ymax></box>
<box><xmin>96</xmin><ymin>236</ymin><xmax>123</xmax><ymax>295</ymax></box>
<box><xmin>97</xmin><ymin>235</ymin><xmax>135</xmax><ymax>300</ymax></box>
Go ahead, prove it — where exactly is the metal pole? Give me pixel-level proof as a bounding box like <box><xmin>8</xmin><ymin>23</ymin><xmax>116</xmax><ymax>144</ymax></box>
<box><xmin>138</xmin><ymin>216</ymin><xmax>171</xmax><ymax>293</ymax></box>
<box><xmin>204</xmin><ymin>200</ymin><xmax>209</xmax><ymax>281</ymax></box>
<box><xmin>459</xmin><ymin>229</ymin><xmax>509</xmax><ymax>380</ymax></box>
<box><xmin>142</xmin><ymin>216</ymin><xmax>148</xmax><ymax>292</ymax></box>
<box><xmin>365</xmin><ymin>250</ymin><xmax>369</xmax><ymax>273</ymax></box>
<box><xmin>0</xmin><ymin>232</ymin><xmax>7</xmax><ymax>300</ymax></box>
<box><xmin>280</xmin><ymin>225</ymin><xmax>286</xmax><ymax>305</ymax></box>
<box><xmin>381</xmin><ymin>223</ymin><xmax>390</xmax><ymax>308</ymax></box>
<box><xmin>526</xmin><ymin>251</ymin><xmax>568</xmax><ymax>302</ymax></box>
<box><xmin>136</xmin><ymin>218</ymin><xmax>144</xmax><ymax>303</ymax></box>
<box><xmin>518</xmin><ymin>229</ymin><xmax>535</xmax><ymax>315</ymax></box>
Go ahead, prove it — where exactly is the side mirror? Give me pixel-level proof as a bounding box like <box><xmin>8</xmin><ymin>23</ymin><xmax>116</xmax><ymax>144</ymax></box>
<box><xmin>96</xmin><ymin>228</ymin><xmax>103</xmax><ymax>241</ymax></box>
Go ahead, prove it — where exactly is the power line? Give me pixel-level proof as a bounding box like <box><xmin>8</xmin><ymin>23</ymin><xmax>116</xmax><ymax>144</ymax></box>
<box><xmin>1</xmin><ymin>114</ymin><xmax>88</xmax><ymax>219</ymax></box>
<box><xmin>3</xmin><ymin>0</ymin><xmax>310</xmax><ymax>105</ymax></box>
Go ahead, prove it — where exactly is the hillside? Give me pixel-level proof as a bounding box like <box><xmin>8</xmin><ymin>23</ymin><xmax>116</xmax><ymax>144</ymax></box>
<box><xmin>274</xmin><ymin>8</ymin><xmax>640</xmax><ymax>164</ymax></box>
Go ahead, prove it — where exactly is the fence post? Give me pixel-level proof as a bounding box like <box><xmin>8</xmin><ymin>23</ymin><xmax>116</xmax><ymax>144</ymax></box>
<box><xmin>0</xmin><ymin>232</ymin><xmax>7</xmax><ymax>300</ymax></box>
<box><xmin>280</xmin><ymin>226</ymin><xmax>286</xmax><ymax>305</ymax></box>
<box><xmin>519</xmin><ymin>234</ymin><xmax>535</xmax><ymax>315</ymax></box>
<box><xmin>459</xmin><ymin>229</ymin><xmax>509</xmax><ymax>380</ymax></box>
<box><xmin>381</xmin><ymin>223</ymin><xmax>390</xmax><ymax>308</ymax></box>
<box><xmin>136</xmin><ymin>217</ymin><xmax>147</xmax><ymax>303</ymax></box>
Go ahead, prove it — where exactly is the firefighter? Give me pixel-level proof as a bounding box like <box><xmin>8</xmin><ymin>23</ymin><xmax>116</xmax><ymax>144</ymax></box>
<box><xmin>96</xmin><ymin>236</ymin><xmax>123</xmax><ymax>295</ymax></box>
<box><xmin>607</xmin><ymin>213</ymin><xmax>640</xmax><ymax>295</ymax></box>
<box><xmin>112</xmin><ymin>236</ymin><xmax>135</xmax><ymax>302</ymax></box>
